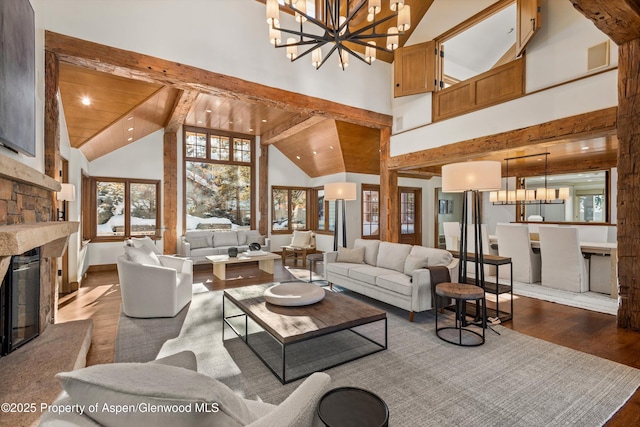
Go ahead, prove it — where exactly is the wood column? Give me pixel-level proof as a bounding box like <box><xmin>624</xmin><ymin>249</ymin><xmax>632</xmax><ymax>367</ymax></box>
<box><xmin>44</xmin><ymin>50</ymin><xmax>60</xmax><ymax>323</ymax></box>
<box><xmin>379</xmin><ymin>127</ymin><xmax>399</xmax><ymax>242</ymax></box>
<box><xmin>616</xmin><ymin>38</ymin><xmax>640</xmax><ymax>329</ymax></box>
<box><xmin>163</xmin><ymin>132</ymin><xmax>178</xmax><ymax>255</ymax></box>
<box><xmin>259</xmin><ymin>144</ymin><xmax>269</xmax><ymax>236</ymax></box>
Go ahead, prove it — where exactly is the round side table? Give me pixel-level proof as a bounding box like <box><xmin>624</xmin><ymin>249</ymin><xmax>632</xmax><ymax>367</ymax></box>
<box><xmin>306</xmin><ymin>253</ymin><xmax>324</xmax><ymax>282</ymax></box>
<box><xmin>435</xmin><ymin>282</ymin><xmax>486</xmax><ymax>347</ymax></box>
<box><xmin>317</xmin><ymin>386</ymin><xmax>389</xmax><ymax>427</ymax></box>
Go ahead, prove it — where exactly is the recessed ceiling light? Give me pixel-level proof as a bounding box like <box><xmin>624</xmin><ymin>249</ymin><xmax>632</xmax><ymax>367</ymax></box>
<box><xmin>262</xmin><ymin>119</ymin><xmax>268</xmax><ymax>123</ymax></box>
<box><xmin>81</xmin><ymin>97</ymin><xmax>91</xmax><ymax>106</ymax></box>
<box><xmin>205</xmin><ymin>109</ymin><xmax>212</xmax><ymax>113</ymax></box>
<box><xmin>249</xmin><ymin>128</ymin><xmax>254</xmax><ymax>132</ymax></box>
<box><xmin>296</xmin><ymin>155</ymin><xmax>301</xmax><ymax>160</ymax></box>
<box><xmin>197</xmin><ymin>120</ymin><xmax>202</xmax><ymax>124</ymax></box>
<box><xmin>229</xmin><ymin>121</ymin><xmax>233</xmax><ymax>124</ymax></box>
<box><xmin>329</xmin><ymin>145</ymin><xmax>334</xmax><ymax>150</ymax></box>
<box><xmin>127</xmin><ymin>116</ymin><xmax>134</xmax><ymax>121</ymax></box>
<box><xmin>127</xmin><ymin>137</ymin><xmax>133</xmax><ymax>142</ymax></box>
<box><xmin>581</xmin><ymin>146</ymin><xmax>589</xmax><ymax>150</ymax></box>
<box><xmin>128</xmin><ymin>127</ymin><xmax>134</xmax><ymax>132</ymax></box>
<box><xmin>313</xmin><ymin>151</ymin><xmax>317</xmax><ymax>155</ymax></box>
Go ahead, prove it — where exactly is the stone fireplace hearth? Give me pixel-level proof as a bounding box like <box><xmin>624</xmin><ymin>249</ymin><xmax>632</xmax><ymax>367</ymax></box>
<box><xmin>0</xmin><ymin>154</ymin><xmax>78</xmax><ymax>344</ymax></box>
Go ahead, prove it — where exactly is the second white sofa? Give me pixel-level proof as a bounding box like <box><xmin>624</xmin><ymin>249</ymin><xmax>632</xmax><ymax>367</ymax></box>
<box><xmin>325</xmin><ymin>239</ymin><xmax>458</xmax><ymax>321</ymax></box>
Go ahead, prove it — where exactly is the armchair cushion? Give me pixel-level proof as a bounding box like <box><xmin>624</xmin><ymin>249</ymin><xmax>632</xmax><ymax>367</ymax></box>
<box><xmin>56</xmin><ymin>363</ymin><xmax>256</xmax><ymax>427</ymax></box>
<box><xmin>129</xmin><ymin>236</ymin><xmax>161</xmax><ymax>254</ymax></box>
<box><xmin>290</xmin><ymin>230</ymin><xmax>312</xmax><ymax>248</ymax></box>
<box><xmin>124</xmin><ymin>246</ymin><xmax>161</xmax><ymax>266</ymax></box>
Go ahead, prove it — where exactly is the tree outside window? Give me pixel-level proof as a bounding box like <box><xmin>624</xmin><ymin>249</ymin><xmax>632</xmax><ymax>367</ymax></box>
<box><xmin>272</xmin><ymin>187</ymin><xmax>308</xmax><ymax>232</ymax></box>
<box><xmin>94</xmin><ymin>178</ymin><xmax>159</xmax><ymax>239</ymax></box>
<box><xmin>184</xmin><ymin>127</ymin><xmax>255</xmax><ymax>231</ymax></box>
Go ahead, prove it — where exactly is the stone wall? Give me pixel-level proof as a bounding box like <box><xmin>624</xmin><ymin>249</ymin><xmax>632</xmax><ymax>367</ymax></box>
<box><xmin>0</xmin><ymin>175</ymin><xmax>54</xmax><ymax>330</ymax></box>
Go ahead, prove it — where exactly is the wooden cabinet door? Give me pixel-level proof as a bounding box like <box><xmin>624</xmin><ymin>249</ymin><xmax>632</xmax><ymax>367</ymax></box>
<box><xmin>394</xmin><ymin>40</ymin><xmax>436</xmax><ymax>98</ymax></box>
<box><xmin>516</xmin><ymin>0</ymin><xmax>542</xmax><ymax>57</ymax></box>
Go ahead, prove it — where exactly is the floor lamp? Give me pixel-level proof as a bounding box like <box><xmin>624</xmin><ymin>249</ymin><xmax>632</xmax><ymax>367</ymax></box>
<box><xmin>324</xmin><ymin>182</ymin><xmax>357</xmax><ymax>251</ymax></box>
<box><xmin>441</xmin><ymin>161</ymin><xmax>501</xmax><ymax>288</ymax></box>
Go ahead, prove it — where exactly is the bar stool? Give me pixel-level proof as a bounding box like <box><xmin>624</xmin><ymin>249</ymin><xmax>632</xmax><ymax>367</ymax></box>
<box><xmin>435</xmin><ymin>282</ymin><xmax>486</xmax><ymax>347</ymax></box>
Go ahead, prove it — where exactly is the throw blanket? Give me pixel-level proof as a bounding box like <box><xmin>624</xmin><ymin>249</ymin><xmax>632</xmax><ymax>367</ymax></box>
<box><xmin>428</xmin><ymin>266</ymin><xmax>451</xmax><ymax>308</ymax></box>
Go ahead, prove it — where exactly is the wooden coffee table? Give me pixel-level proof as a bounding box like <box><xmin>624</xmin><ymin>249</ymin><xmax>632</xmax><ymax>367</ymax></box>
<box><xmin>223</xmin><ymin>284</ymin><xmax>387</xmax><ymax>384</ymax></box>
<box><xmin>206</xmin><ymin>252</ymin><xmax>280</xmax><ymax>280</ymax></box>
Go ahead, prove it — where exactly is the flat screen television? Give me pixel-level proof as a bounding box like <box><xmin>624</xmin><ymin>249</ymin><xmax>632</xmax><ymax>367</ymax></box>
<box><xmin>0</xmin><ymin>0</ymin><xmax>36</xmax><ymax>157</ymax></box>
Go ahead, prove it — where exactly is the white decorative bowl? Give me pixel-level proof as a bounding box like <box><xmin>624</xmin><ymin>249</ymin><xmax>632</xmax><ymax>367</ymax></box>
<box><xmin>244</xmin><ymin>250</ymin><xmax>268</xmax><ymax>257</ymax></box>
<box><xmin>263</xmin><ymin>282</ymin><xmax>325</xmax><ymax>307</ymax></box>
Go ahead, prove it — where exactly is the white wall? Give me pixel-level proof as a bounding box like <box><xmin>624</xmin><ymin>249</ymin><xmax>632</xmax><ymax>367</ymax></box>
<box><xmin>33</xmin><ymin>0</ymin><xmax>392</xmax><ymax>115</ymax></box>
<box><xmin>391</xmin><ymin>0</ymin><xmax>618</xmax><ymax>137</ymax></box>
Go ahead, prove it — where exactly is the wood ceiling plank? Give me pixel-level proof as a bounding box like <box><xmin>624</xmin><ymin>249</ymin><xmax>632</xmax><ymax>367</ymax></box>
<box><xmin>570</xmin><ymin>0</ymin><xmax>640</xmax><ymax>45</ymax></box>
<box><xmin>274</xmin><ymin>119</ymin><xmax>345</xmax><ymax>177</ymax></box>
<box><xmin>46</xmin><ymin>31</ymin><xmax>392</xmax><ymax>130</ymax></box>
<box><xmin>337</xmin><ymin>121</ymin><xmax>381</xmax><ymax>175</ymax></box>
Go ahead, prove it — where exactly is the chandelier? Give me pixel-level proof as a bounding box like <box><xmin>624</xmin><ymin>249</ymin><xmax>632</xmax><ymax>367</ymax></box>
<box><xmin>265</xmin><ymin>0</ymin><xmax>411</xmax><ymax>70</ymax></box>
<box><xmin>489</xmin><ymin>153</ymin><xmax>570</xmax><ymax>205</ymax></box>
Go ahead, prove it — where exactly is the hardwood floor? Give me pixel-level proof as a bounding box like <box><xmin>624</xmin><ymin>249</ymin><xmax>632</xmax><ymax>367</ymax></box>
<box><xmin>56</xmin><ymin>261</ymin><xmax>640</xmax><ymax>425</ymax></box>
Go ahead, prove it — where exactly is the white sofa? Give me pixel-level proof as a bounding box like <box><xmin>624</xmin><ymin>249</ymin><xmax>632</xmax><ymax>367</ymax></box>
<box><xmin>178</xmin><ymin>229</ymin><xmax>271</xmax><ymax>264</ymax></box>
<box><xmin>39</xmin><ymin>351</ymin><xmax>331</xmax><ymax>427</ymax></box>
<box><xmin>325</xmin><ymin>239</ymin><xmax>459</xmax><ymax>321</ymax></box>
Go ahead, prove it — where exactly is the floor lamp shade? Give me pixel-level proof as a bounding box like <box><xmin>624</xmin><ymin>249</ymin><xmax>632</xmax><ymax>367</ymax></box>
<box><xmin>324</xmin><ymin>182</ymin><xmax>357</xmax><ymax>201</ymax></box>
<box><xmin>441</xmin><ymin>161</ymin><xmax>501</xmax><ymax>192</ymax></box>
<box><xmin>324</xmin><ymin>182</ymin><xmax>356</xmax><ymax>251</ymax></box>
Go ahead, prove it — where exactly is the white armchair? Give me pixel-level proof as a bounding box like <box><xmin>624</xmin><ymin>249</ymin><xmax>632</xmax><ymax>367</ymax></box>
<box><xmin>116</xmin><ymin>253</ymin><xmax>193</xmax><ymax>318</ymax></box>
<box><xmin>496</xmin><ymin>223</ymin><xmax>541</xmax><ymax>284</ymax></box>
<box><xmin>539</xmin><ymin>226</ymin><xmax>589</xmax><ymax>292</ymax></box>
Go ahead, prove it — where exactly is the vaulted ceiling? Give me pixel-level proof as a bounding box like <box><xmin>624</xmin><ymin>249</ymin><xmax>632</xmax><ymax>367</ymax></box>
<box><xmin>56</xmin><ymin>0</ymin><xmax>430</xmax><ymax>173</ymax></box>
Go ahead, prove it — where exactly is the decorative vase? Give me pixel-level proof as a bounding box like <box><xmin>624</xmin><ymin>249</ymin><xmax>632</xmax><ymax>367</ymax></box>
<box><xmin>249</xmin><ymin>242</ymin><xmax>261</xmax><ymax>251</ymax></box>
<box><xmin>228</xmin><ymin>247</ymin><xmax>238</xmax><ymax>258</ymax></box>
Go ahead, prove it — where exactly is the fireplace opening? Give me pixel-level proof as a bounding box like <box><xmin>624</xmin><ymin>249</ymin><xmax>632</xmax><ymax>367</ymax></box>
<box><xmin>1</xmin><ymin>247</ymin><xmax>40</xmax><ymax>356</ymax></box>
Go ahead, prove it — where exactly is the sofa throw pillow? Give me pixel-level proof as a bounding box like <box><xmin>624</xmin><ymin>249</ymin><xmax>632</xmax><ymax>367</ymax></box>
<box><xmin>213</xmin><ymin>231</ymin><xmax>239</xmax><ymax>247</ymax></box>
<box><xmin>187</xmin><ymin>235</ymin><xmax>209</xmax><ymax>250</ymax></box>
<box><xmin>409</xmin><ymin>246</ymin><xmax>453</xmax><ymax>267</ymax></box>
<box><xmin>290</xmin><ymin>230</ymin><xmax>312</xmax><ymax>248</ymax></box>
<box><xmin>130</xmin><ymin>236</ymin><xmax>161</xmax><ymax>255</ymax></box>
<box><xmin>336</xmin><ymin>246</ymin><xmax>365</xmax><ymax>264</ymax></box>
<box><xmin>354</xmin><ymin>239</ymin><xmax>381</xmax><ymax>266</ymax></box>
<box><xmin>404</xmin><ymin>254</ymin><xmax>429</xmax><ymax>276</ymax></box>
<box><xmin>124</xmin><ymin>246</ymin><xmax>161</xmax><ymax>266</ymax></box>
<box><xmin>376</xmin><ymin>242</ymin><xmax>413</xmax><ymax>273</ymax></box>
<box><xmin>56</xmin><ymin>363</ymin><xmax>257</xmax><ymax>427</ymax></box>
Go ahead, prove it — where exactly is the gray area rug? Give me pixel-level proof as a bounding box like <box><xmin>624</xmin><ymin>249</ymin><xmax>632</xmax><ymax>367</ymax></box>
<box><xmin>115</xmin><ymin>284</ymin><xmax>640</xmax><ymax>426</ymax></box>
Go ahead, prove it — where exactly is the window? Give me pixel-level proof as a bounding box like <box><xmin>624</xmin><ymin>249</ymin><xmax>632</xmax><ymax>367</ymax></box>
<box><xmin>91</xmin><ymin>177</ymin><xmax>160</xmax><ymax>241</ymax></box>
<box><xmin>312</xmin><ymin>187</ymin><xmax>335</xmax><ymax>234</ymax></box>
<box><xmin>362</xmin><ymin>184</ymin><xmax>380</xmax><ymax>238</ymax></box>
<box><xmin>184</xmin><ymin>127</ymin><xmax>255</xmax><ymax>231</ymax></box>
<box><xmin>272</xmin><ymin>187</ymin><xmax>308</xmax><ymax>233</ymax></box>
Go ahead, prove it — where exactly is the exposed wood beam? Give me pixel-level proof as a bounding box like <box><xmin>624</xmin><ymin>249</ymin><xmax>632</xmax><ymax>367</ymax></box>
<box><xmin>379</xmin><ymin>127</ymin><xmax>399</xmax><ymax>243</ymax></box>
<box><xmin>570</xmin><ymin>0</ymin><xmax>640</xmax><ymax>45</ymax></box>
<box><xmin>45</xmin><ymin>31</ymin><xmax>392</xmax><ymax>130</ymax></box>
<box><xmin>388</xmin><ymin>107</ymin><xmax>618</xmax><ymax>170</ymax></box>
<box><xmin>261</xmin><ymin>114</ymin><xmax>326</xmax><ymax>145</ymax></box>
<box><xmin>259</xmin><ymin>145</ymin><xmax>269</xmax><ymax>236</ymax></box>
<box><xmin>163</xmin><ymin>133</ymin><xmax>178</xmax><ymax>254</ymax></box>
<box><xmin>165</xmin><ymin>90</ymin><xmax>199</xmax><ymax>134</ymax></box>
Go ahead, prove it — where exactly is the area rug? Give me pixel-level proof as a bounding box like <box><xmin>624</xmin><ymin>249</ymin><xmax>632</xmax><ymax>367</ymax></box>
<box><xmin>115</xmin><ymin>286</ymin><xmax>640</xmax><ymax>426</ymax></box>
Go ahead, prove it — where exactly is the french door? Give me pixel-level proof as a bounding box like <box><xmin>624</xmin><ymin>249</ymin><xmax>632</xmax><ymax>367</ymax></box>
<box><xmin>399</xmin><ymin>187</ymin><xmax>421</xmax><ymax>245</ymax></box>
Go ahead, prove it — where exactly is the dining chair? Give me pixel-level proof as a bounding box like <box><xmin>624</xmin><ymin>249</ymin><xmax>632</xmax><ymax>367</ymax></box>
<box><xmin>495</xmin><ymin>223</ymin><xmax>541</xmax><ymax>284</ymax></box>
<box><xmin>465</xmin><ymin>224</ymin><xmax>496</xmax><ymax>277</ymax></box>
<box><xmin>539</xmin><ymin>226</ymin><xmax>589</xmax><ymax>292</ymax></box>
<box><xmin>442</xmin><ymin>222</ymin><xmax>460</xmax><ymax>251</ymax></box>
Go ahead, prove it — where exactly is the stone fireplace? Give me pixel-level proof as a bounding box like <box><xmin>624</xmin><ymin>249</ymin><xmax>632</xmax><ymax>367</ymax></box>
<box><xmin>0</xmin><ymin>154</ymin><xmax>78</xmax><ymax>355</ymax></box>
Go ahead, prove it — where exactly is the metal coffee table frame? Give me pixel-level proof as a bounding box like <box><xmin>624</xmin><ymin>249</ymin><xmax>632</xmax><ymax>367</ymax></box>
<box><xmin>222</xmin><ymin>287</ymin><xmax>387</xmax><ymax>384</ymax></box>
